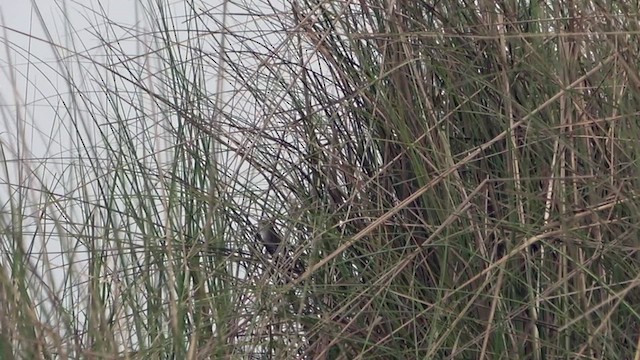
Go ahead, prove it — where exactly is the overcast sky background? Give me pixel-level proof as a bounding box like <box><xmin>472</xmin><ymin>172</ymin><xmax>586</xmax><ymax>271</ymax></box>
<box><xmin>0</xmin><ymin>1</ymin><xmax>295</xmax><ymax>340</ymax></box>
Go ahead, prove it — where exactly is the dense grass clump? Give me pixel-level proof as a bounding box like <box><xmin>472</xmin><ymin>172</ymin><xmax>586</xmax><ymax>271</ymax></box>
<box><xmin>1</xmin><ymin>1</ymin><xmax>640</xmax><ymax>359</ymax></box>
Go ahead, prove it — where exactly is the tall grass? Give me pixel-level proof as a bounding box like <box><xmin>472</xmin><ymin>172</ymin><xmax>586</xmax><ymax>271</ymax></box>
<box><xmin>1</xmin><ymin>0</ymin><xmax>640</xmax><ymax>358</ymax></box>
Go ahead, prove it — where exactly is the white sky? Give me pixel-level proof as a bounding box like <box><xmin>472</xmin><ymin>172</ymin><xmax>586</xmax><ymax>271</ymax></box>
<box><xmin>0</xmin><ymin>0</ymin><xmax>270</xmax><ymax>346</ymax></box>
<box><xmin>0</xmin><ymin>0</ymin><xmax>308</xmax><ymax>349</ymax></box>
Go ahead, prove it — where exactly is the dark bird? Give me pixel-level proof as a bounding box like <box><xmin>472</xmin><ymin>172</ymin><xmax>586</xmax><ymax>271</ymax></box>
<box><xmin>256</xmin><ymin>219</ymin><xmax>304</xmax><ymax>275</ymax></box>
<box><xmin>257</xmin><ymin>219</ymin><xmax>282</xmax><ymax>256</ymax></box>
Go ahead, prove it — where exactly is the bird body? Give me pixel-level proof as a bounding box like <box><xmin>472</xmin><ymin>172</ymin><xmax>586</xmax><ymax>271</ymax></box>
<box><xmin>258</xmin><ymin>223</ymin><xmax>282</xmax><ymax>256</ymax></box>
<box><xmin>256</xmin><ymin>219</ymin><xmax>304</xmax><ymax>275</ymax></box>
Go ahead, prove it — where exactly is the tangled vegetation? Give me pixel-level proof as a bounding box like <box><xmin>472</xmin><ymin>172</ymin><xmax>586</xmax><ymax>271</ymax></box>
<box><xmin>1</xmin><ymin>1</ymin><xmax>640</xmax><ymax>359</ymax></box>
